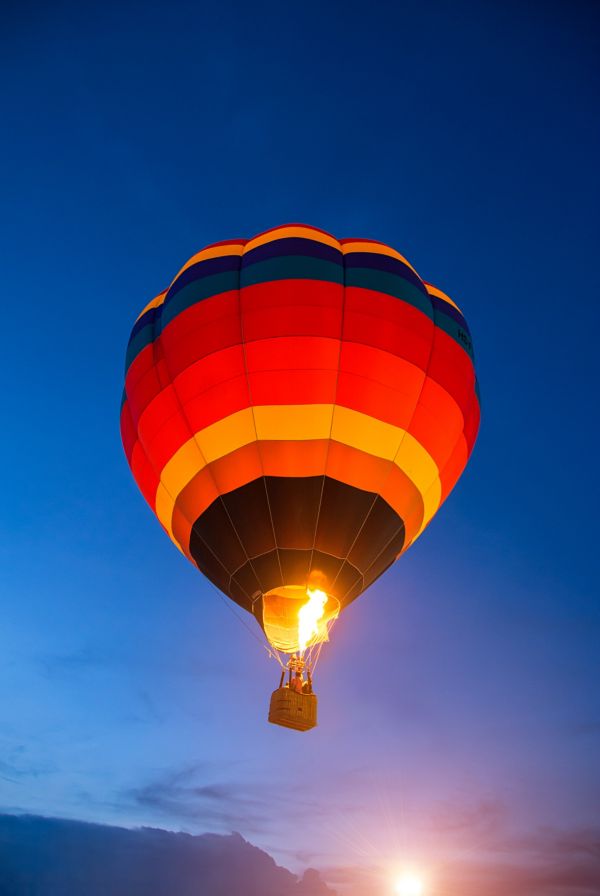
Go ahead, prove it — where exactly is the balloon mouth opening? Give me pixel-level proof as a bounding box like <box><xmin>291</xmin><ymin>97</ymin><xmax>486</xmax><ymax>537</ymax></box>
<box><xmin>261</xmin><ymin>584</ymin><xmax>340</xmax><ymax>655</ymax></box>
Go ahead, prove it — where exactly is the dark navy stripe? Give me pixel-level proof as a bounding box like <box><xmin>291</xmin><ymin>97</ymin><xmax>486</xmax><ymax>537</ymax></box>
<box><xmin>125</xmin><ymin>257</ymin><xmax>475</xmax><ymax>373</ymax></box>
<box><xmin>167</xmin><ymin>254</ymin><xmax>241</xmax><ymax>301</ymax></box>
<box><xmin>344</xmin><ymin>251</ymin><xmax>426</xmax><ymax>293</ymax></box>
<box><xmin>129</xmin><ymin>305</ymin><xmax>160</xmax><ymax>341</ymax></box>
<box><xmin>429</xmin><ymin>294</ymin><xmax>469</xmax><ymax>332</ymax></box>
<box><xmin>243</xmin><ymin>237</ymin><xmax>342</xmax><ymax>268</ymax></box>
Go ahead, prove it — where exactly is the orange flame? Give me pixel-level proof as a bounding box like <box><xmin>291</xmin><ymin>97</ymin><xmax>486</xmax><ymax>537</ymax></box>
<box><xmin>298</xmin><ymin>587</ymin><xmax>328</xmax><ymax>654</ymax></box>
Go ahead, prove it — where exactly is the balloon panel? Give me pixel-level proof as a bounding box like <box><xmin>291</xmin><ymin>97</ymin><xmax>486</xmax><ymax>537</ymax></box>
<box><xmin>121</xmin><ymin>224</ymin><xmax>480</xmax><ymax>626</ymax></box>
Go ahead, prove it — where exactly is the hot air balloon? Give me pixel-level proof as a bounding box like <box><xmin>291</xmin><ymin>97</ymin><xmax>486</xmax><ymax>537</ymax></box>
<box><xmin>120</xmin><ymin>224</ymin><xmax>479</xmax><ymax>730</ymax></box>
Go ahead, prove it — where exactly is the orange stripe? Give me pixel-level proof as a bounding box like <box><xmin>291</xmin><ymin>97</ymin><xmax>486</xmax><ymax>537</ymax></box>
<box><xmin>169</xmin><ymin>439</ymin><xmax>425</xmax><ymax>560</ymax></box>
<box><xmin>135</xmin><ymin>352</ymin><xmax>462</xmax><ymax>480</ymax></box>
<box><xmin>244</xmin><ymin>224</ymin><xmax>340</xmax><ymax>253</ymax></box>
<box><xmin>172</xmin><ymin>240</ymin><xmax>245</xmax><ymax>281</ymax></box>
<box><xmin>134</xmin><ymin>289</ymin><xmax>168</xmax><ymax>324</ymax></box>
<box><xmin>340</xmin><ymin>239</ymin><xmax>420</xmax><ymax>276</ymax></box>
<box><xmin>424</xmin><ymin>281</ymin><xmax>463</xmax><ymax>313</ymax></box>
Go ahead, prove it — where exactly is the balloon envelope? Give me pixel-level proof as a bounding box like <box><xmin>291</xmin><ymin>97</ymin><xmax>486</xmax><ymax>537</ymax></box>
<box><xmin>121</xmin><ymin>224</ymin><xmax>479</xmax><ymax>652</ymax></box>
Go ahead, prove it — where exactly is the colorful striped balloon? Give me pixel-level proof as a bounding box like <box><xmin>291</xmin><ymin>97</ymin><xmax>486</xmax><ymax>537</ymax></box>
<box><xmin>120</xmin><ymin>224</ymin><xmax>480</xmax><ymax>655</ymax></box>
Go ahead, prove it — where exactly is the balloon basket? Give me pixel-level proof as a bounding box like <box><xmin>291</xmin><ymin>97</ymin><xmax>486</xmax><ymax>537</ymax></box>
<box><xmin>268</xmin><ymin>687</ymin><xmax>318</xmax><ymax>732</ymax></box>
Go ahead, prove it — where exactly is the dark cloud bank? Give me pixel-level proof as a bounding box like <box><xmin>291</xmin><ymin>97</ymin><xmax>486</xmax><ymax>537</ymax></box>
<box><xmin>2</xmin><ymin>813</ymin><xmax>600</xmax><ymax>896</ymax></box>
<box><xmin>0</xmin><ymin>814</ymin><xmax>334</xmax><ymax>896</ymax></box>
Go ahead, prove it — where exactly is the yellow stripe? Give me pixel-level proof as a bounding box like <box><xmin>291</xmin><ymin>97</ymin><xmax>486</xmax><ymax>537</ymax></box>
<box><xmin>244</xmin><ymin>225</ymin><xmax>340</xmax><ymax>253</ymax></box>
<box><xmin>197</xmin><ymin>408</ymin><xmax>256</xmax><ymax>462</ymax></box>
<box><xmin>155</xmin><ymin>483</ymin><xmax>185</xmax><ymax>555</ymax></box>
<box><xmin>254</xmin><ymin>404</ymin><xmax>333</xmax><ymax>440</ymax></box>
<box><xmin>341</xmin><ymin>241</ymin><xmax>420</xmax><ymax>276</ymax></box>
<box><xmin>155</xmin><ymin>404</ymin><xmax>441</xmax><ymax>538</ymax></box>
<box><xmin>425</xmin><ymin>282</ymin><xmax>463</xmax><ymax>314</ymax></box>
<box><xmin>396</xmin><ymin>433</ymin><xmax>441</xmax><ymax>526</ymax></box>
<box><xmin>160</xmin><ymin>438</ymin><xmax>206</xmax><ymax>496</ymax></box>
<box><xmin>331</xmin><ymin>406</ymin><xmax>399</xmax><ymax>460</ymax></box>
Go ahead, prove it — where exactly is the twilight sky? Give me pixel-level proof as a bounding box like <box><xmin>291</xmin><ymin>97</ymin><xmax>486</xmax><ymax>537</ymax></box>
<box><xmin>1</xmin><ymin>1</ymin><xmax>599</xmax><ymax>893</ymax></box>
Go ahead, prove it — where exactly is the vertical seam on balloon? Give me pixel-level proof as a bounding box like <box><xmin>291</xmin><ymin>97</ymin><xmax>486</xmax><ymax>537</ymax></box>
<box><xmin>237</xmin><ymin>242</ymin><xmax>285</xmax><ymax>591</ymax></box>
<box><xmin>349</xmin><ymin>520</ymin><xmax>407</xmax><ymax>591</ymax></box>
<box><xmin>332</xmin><ymin>276</ymin><xmax>438</xmax><ymax>603</ymax></box>
<box><xmin>151</xmin><ymin>273</ymin><xmax>259</xmax><ymax>603</ymax></box>
<box><xmin>307</xmin><ymin>235</ymin><xmax>350</xmax><ymax>592</ymax></box>
<box><xmin>405</xmin><ymin>369</ymin><xmax>480</xmax><ymax>548</ymax></box>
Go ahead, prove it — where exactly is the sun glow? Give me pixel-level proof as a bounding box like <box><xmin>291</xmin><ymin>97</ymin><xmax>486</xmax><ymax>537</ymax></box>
<box><xmin>298</xmin><ymin>587</ymin><xmax>328</xmax><ymax>653</ymax></box>
<box><xmin>393</xmin><ymin>875</ymin><xmax>424</xmax><ymax>896</ymax></box>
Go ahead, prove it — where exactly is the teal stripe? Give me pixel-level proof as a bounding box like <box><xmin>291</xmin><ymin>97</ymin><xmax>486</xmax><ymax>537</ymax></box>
<box><xmin>240</xmin><ymin>256</ymin><xmax>344</xmax><ymax>287</ymax></box>
<box><xmin>125</xmin><ymin>271</ymin><xmax>240</xmax><ymax>373</ymax></box>
<box><xmin>125</xmin><ymin>255</ymin><xmax>476</xmax><ymax>376</ymax></box>
<box><xmin>161</xmin><ymin>270</ymin><xmax>240</xmax><ymax>329</ymax></box>
<box><xmin>125</xmin><ymin>323</ymin><xmax>154</xmax><ymax>372</ymax></box>
<box><xmin>345</xmin><ymin>268</ymin><xmax>433</xmax><ymax>319</ymax></box>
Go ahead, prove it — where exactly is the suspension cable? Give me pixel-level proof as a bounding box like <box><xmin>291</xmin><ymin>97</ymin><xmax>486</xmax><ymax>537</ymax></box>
<box><xmin>204</xmin><ymin>579</ymin><xmax>285</xmax><ymax>667</ymax></box>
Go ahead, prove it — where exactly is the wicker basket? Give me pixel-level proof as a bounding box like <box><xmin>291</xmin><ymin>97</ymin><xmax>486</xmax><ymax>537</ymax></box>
<box><xmin>268</xmin><ymin>687</ymin><xmax>318</xmax><ymax>731</ymax></box>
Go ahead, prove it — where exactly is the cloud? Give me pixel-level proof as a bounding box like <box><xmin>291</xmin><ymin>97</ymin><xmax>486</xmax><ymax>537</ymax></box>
<box><xmin>0</xmin><ymin>742</ymin><xmax>55</xmax><ymax>783</ymax></box>
<box><xmin>37</xmin><ymin>645</ymin><xmax>113</xmax><ymax>680</ymax></box>
<box><xmin>126</xmin><ymin>765</ymin><xmax>272</xmax><ymax>832</ymax></box>
<box><xmin>0</xmin><ymin>813</ymin><xmax>336</xmax><ymax>896</ymax></box>
<box><xmin>123</xmin><ymin>762</ymin><xmax>353</xmax><ymax>843</ymax></box>
<box><xmin>125</xmin><ymin>763</ymin><xmax>279</xmax><ymax>835</ymax></box>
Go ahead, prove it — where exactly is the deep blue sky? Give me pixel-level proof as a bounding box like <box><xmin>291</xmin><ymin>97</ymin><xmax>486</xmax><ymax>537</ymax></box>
<box><xmin>1</xmin><ymin>1</ymin><xmax>599</xmax><ymax>892</ymax></box>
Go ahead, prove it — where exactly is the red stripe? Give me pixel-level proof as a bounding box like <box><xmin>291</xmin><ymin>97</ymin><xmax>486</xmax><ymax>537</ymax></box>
<box><xmin>343</xmin><ymin>287</ymin><xmax>433</xmax><ymax>370</ymax></box>
<box><xmin>464</xmin><ymin>395</ymin><xmax>481</xmax><ymax>454</ymax></box>
<box><xmin>130</xmin><ymin>442</ymin><xmax>160</xmax><ymax>509</ymax></box>
<box><xmin>427</xmin><ymin>329</ymin><xmax>476</xmax><ymax>419</ymax></box>
<box><xmin>126</xmin><ymin>360</ymin><xmax>164</xmax><ymax>424</ymax></box>
<box><xmin>250</xmin><ymin>223</ymin><xmax>337</xmax><ymax>241</ymax></box>
<box><xmin>140</xmin><ymin>405</ymin><xmax>193</xmax><ymax>473</ymax></box>
<box><xmin>439</xmin><ymin>435</ymin><xmax>469</xmax><ymax>503</ymax></box>
<box><xmin>125</xmin><ymin>343</ymin><xmax>156</xmax><ymax>400</ymax></box>
<box><xmin>124</xmin><ymin>282</ymin><xmax>477</xmax><ymax>497</ymax></box>
<box><xmin>249</xmin><ymin>368</ymin><xmax>338</xmax><ymax>406</ymax></box>
<box><xmin>241</xmin><ymin>280</ymin><xmax>343</xmax><ymax>342</ymax></box>
<box><xmin>245</xmin><ymin>335</ymin><xmax>339</xmax><ymax>372</ymax></box>
<box><xmin>120</xmin><ymin>402</ymin><xmax>137</xmax><ymax>462</ymax></box>
<box><xmin>159</xmin><ymin>291</ymin><xmax>242</xmax><ymax>380</ymax></box>
<box><xmin>408</xmin><ymin>376</ymin><xmax>465</xmax><ymax>472</ymax></box>
<box><xmin>178</xmin><ymin>375</ymin><xmax>250</xmax><ymax>435</ymax></box>
<box><xmin>174</xmin><ymin>345</ymin><xmax>246</xmax><ymax>403</ymax></box>
<box><xmin>199</xmin><ymin>238</ymin><xmax>247</xmax><ymax>250</ymax></box>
